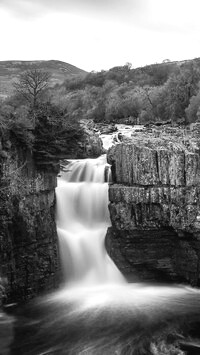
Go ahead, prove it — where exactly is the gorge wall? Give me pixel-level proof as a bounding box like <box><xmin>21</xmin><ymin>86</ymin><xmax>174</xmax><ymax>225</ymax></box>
<box><xmin>106</xmin><ymin>125</ymin><xmax>200</xmax><ymax>285</ymax></box>
<box><xmin>0</xmin><ymin>139</ymin><xmax>60</xmax><ymax>303</ymax></box>
<box><xmin>0</xmin><ymin>124</ymin><xmax>104</xmax><ymax>304</ymax></box>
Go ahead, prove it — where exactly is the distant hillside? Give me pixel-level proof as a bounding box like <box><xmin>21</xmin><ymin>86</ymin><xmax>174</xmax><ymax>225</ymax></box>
<box><xmin>0</xmin><ymin>60</ymin><xmax>87</xmax><ymax>98</ymax></box>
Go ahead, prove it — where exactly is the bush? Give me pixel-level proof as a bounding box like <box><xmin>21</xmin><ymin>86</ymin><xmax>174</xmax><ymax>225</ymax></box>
<box><xmin>32</xmin><ymin>103</ymin><xmax>84</xmax><ymax>163</ymax></box>
<box><xmin>9</xmin><ymin>116</ymin><xmax>34</xmax><ymax>148</ymax></box>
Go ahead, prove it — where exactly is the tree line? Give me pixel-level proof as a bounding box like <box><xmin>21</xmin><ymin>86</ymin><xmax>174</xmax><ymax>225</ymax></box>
<box><xmin>50</xmin><ymin>59</ymin><xmax>200</xmax><ymax>125</ymax></box>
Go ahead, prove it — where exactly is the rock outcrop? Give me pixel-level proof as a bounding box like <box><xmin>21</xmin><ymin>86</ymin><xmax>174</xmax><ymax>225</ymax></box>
<box><xmin>79</xmin><ymin>119</ymin><xmax>105</xmax><ymax>157</ymax></box>
<box><xmin>106</xmin><ymin>125</ymin><xmax>200</xmax><ymax>285</ymax></box>
<box><xmin>0</xmin><ymin>139</ymin><xmax>60</xmax><ymax>303</ymax></box>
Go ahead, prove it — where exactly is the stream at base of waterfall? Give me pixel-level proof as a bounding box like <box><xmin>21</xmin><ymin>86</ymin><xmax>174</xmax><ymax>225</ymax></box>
<box><xmin>10</xmin><ymin>155</ymin><xmax>200</xmax><ymax>355</ymax></box>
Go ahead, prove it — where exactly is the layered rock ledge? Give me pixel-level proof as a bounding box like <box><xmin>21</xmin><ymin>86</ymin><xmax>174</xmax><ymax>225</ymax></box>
<box><xmin>106</xmin><ymin>125</ymin><xmax>200</xmax><ymax>285</ymax></box>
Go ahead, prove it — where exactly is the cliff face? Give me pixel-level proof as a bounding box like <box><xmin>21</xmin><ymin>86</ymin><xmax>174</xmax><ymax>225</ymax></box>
<box><xmin>106</xmin><ymin>125</ymin><xmax>200</xmax><ymax>285</ymax></box>
<box><xmin>0</xmin><ymin>140</ymin><xmax>60</xmax><ymax>303</ymax></box>
<box><xmin>0</xmin><ymin>121</ymin><xmax>104</xmax><ymax>303</ymax></box>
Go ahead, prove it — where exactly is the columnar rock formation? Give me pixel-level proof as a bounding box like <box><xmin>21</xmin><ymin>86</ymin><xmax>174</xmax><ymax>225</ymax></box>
<box><xmin>0</xmin><ymin>141</ymin><xmax>60</xmax><ymax>303</ymax></box>
<box><xmin>106</xmin><ymin>126</ymin><xmax>200</xmax><ymax>285</ymax></box>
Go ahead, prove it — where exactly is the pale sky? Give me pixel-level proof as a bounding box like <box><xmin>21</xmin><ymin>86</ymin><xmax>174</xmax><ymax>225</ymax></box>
<box><xmin>1</xmin><ymin>0</ymin><xmax>200</xmax><ymax>72</ymax></box>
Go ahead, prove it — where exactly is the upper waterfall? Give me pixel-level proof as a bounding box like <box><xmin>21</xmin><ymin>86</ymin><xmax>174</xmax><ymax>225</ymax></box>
<box><xmin>56</xmin><ymin>155</ymin><xmax>124</xmax><ymax>286</ymax></box>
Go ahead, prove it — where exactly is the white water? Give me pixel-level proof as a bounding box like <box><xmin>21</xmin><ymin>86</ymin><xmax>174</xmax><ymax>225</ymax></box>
<box><xmin>100</xmin><ymin>124</ymin><xmax>145</xmax><ymax>150</ymax></box>
<box><xmin>12</xmin><ymin>154</ymin><xmax>200</xmax><ymax>354</ymax></box>
<box><xmin>56</xmin><ymin>155</ymin><xmax>124</xmax><ymax>286</ymax></box>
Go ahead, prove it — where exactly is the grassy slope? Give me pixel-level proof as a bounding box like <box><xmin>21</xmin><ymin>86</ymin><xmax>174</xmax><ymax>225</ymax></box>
<box><xmin>0</xmin><ymin>60</ymin><xmax>87</xmax><ymax>98</ymax></box>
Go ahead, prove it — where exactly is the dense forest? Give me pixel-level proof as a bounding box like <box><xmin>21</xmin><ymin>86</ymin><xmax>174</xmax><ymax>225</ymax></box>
<box><xmin>49</xmin><ymin>58</ymin><xmax>200</xmax><ymax>125</ymax></box>
<box><xmin>1</xmin><ymin>58</ymin><xmax>200</xmax><ymax>161</ymax></box>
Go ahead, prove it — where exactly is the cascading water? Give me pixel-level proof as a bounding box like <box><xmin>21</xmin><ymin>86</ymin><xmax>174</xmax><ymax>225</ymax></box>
<box><xmin>56</xmin><ymin>155</ymin><xmax>124</xmax><ymax>286</ymax></box>
<box><xmin>11</xmin><ymin>155</ymin><xmax>200</xmax><ymax>355</ymax></box>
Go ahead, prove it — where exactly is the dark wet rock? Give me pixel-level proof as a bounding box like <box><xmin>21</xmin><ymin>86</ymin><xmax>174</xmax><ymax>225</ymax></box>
<box><xmin>0</xmin><ymin>142</ymin><xmax>60</xmax><ymax>303</ymax></box>
<box><xmin>99</xmin><ymin>124</ymin><xmax>117</xmax><ymax>134</ymax></box>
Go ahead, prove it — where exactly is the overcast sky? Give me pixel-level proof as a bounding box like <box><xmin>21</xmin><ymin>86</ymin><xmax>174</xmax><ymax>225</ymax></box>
<box><xmin>0</xmin><ymin>0</ymin><xmax>200</xmax><ymax>72</ymax></box>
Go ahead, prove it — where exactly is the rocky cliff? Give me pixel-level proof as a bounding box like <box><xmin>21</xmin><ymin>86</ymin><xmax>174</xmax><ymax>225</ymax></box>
<box><xmin>106</xmin><ymin>124</ymin><xmax>200</xmax><ymax>285</ymax></box>
<box><xmin>0</xmin><ymin>137</ymin><xmax>60</xmax><ymax>303</ymax></box>
<box><xmin>0</xmin><ymin>122</ymin><xmax>104</xmax><ymax>303</ymax></box>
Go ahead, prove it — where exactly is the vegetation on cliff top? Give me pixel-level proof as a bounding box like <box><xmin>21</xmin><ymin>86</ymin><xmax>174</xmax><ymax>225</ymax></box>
<box><xmin>0</xmin><ymin>68</ymin><xmax>85</xmax><ymax>168</ymax></box>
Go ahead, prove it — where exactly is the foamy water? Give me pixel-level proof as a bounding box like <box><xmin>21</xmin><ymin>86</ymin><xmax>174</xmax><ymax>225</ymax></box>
<box><xmin>56</xmin><ymin>155</ymin><xmax>124</xmax><ymax>286</ymax></box>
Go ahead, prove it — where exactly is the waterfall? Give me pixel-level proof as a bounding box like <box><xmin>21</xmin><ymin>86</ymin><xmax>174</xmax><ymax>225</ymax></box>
<box><xmin>56</xmin><ymin>155</ymin><xmax>124</xmax><ymax>286</ymax></box>
<box><xmin>11</xmin><ymin>155</ymin><xmax>200</xmax><ymax>355</ymax></box>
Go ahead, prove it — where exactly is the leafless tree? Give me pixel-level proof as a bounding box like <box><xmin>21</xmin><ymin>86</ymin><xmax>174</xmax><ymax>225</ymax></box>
<box><xmin>14</xmin><ymin>69</ymin><xmax>51</xmax><ymax>108</ymax></box>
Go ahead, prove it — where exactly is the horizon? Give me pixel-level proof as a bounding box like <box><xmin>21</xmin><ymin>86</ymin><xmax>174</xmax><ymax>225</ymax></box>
<box><xmin>1</xmin><ymin>0</ymin><xmax>200</xmax><ymax>72</ymax></box>
<box><xmin>0</xmin><ymin>55</ymin><xmax>199</xmax><ymax>74</ymax></box>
